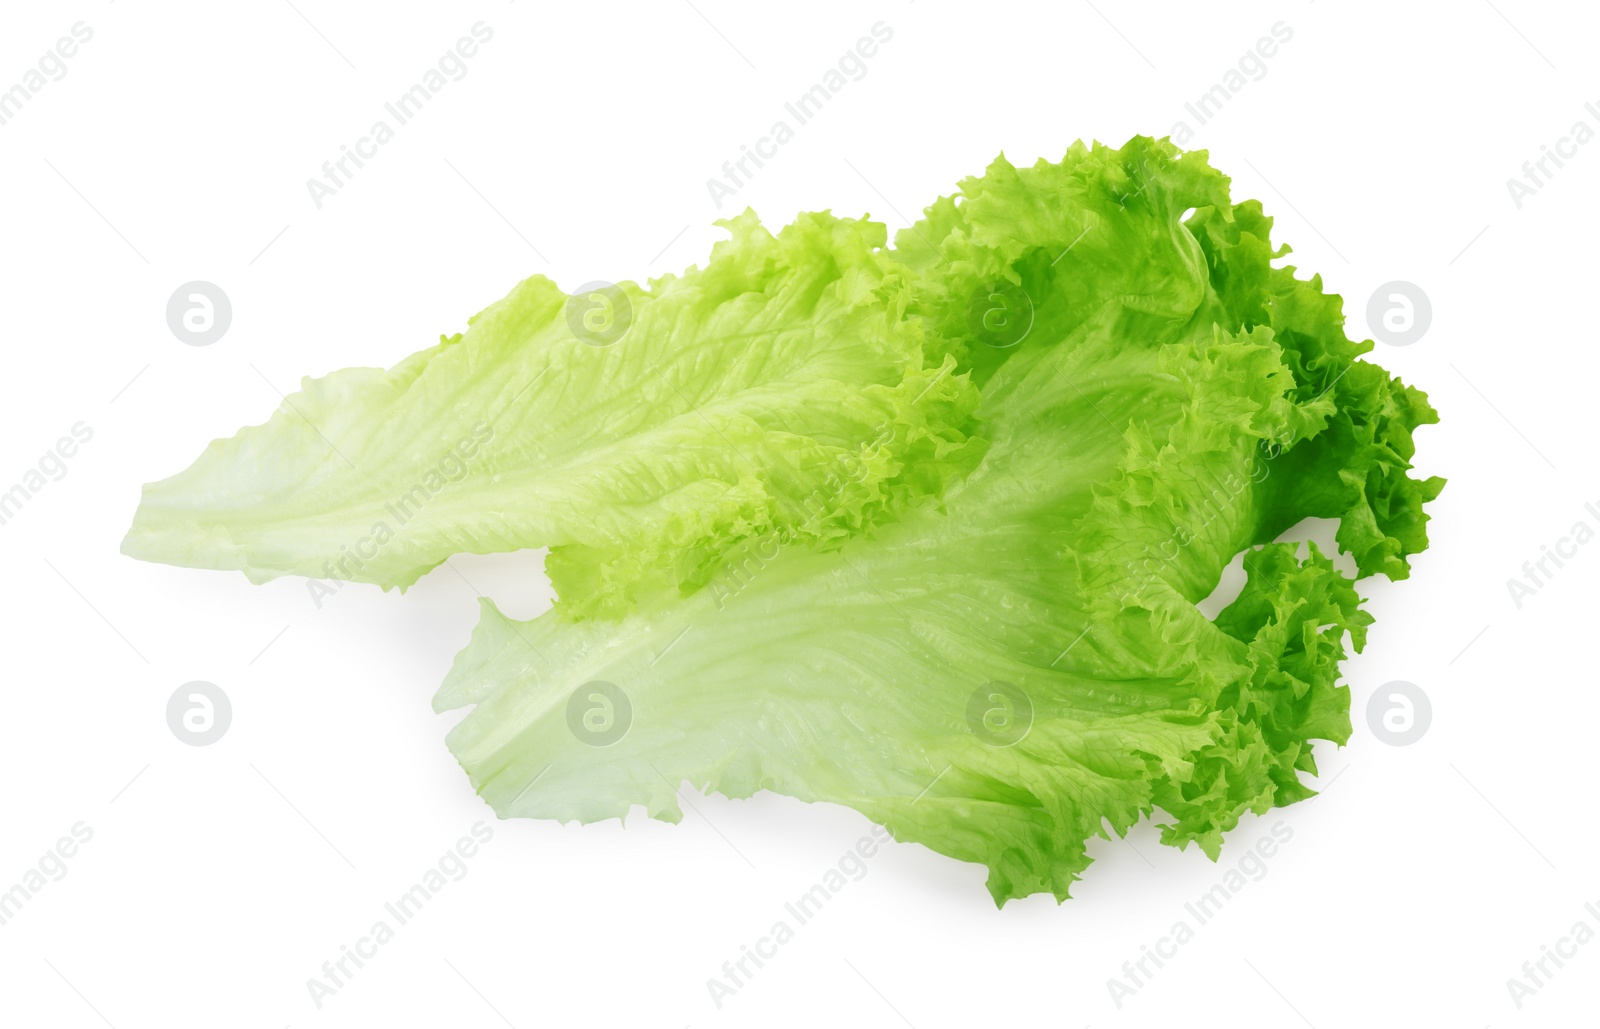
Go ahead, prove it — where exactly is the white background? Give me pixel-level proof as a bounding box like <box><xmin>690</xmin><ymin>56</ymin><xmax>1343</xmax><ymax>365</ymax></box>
<box><xmin>1</xmin><ymin>1</ymin><xmax>1595</xmax><ymax>1025</ymax></box>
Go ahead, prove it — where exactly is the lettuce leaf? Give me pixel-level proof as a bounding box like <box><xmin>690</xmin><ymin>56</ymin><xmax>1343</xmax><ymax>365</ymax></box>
<box><xmin>122</xmin><ymin>211</ymin><xmax>984</xmax><ymax>615</ymax></box>
<box><xmin>123</xmin><ymin>136</ymin><xmax>1442</xmax><ymax>904</ymax></box>
<box><xmin>434</xmin><ymin>139</ymin><xmax>1439</xmax><ymax>905</ymax></box>
<box><xmin>436</xmin><ymin>309</ymin><xmax>1373</xmax><ymax>903</ymax></box>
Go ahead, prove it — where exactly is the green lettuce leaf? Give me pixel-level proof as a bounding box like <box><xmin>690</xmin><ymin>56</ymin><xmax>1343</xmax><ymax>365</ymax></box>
<box><xmin>125</xmin><ymin>135</ymin><xmax>1442</xmax><ymax>904</ymax></box>
<box><xmin>435</xmin><ymin>306</ymin><xmax>1379</xmax><ymax>904</ymax></box>
<box><xmin>122</xmin><ymin>211</ymin><xmax>984</xmax><ymax>614</ymax></box>
<box><xmin>434</xmin><ymin>138</ymin><xmax>1440</xmax><ymax>904</ymax></box>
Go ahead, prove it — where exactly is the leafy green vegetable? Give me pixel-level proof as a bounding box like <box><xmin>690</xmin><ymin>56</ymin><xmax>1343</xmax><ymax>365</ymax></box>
<box><xmin>123</xmin><ymin>211</ymin><xmax>984</xmax><ymax>616</ymax></box>
<box><xmin>124</xmin><ymin>137</ymin><xmax>1442</xmax><ymax>905</ymax></box>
